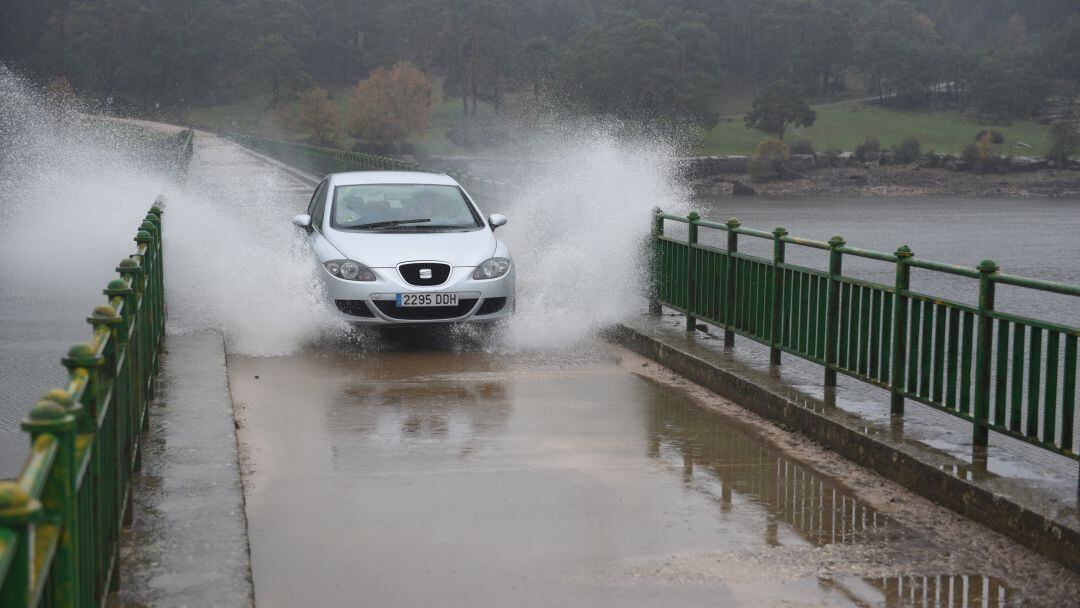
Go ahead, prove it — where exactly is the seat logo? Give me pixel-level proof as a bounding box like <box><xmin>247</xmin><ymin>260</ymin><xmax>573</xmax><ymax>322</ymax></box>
<box><xmin>419</xmin><ymin>268</ymin><xmax>433</xmax><ymax>279</ymax></box>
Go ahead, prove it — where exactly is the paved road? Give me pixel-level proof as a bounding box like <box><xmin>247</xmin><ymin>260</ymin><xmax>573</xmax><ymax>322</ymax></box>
<box><xmin>193</xmin><ymin>133</ymin><xmax>1080</xmax><ymax>606</ymax></box>
<box><xmin>227</xmin><ymin>335</ymin><xmax>1077</xmax><ymax>607</ymax></box>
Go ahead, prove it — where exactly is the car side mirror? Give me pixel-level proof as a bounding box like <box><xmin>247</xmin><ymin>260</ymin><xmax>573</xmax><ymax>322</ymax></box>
<box><xmin>488</xmin><ymin>213</ymin><xmax>507</xmax><ymax>230</ymax></box>
<box><xmin>292</xmin><ymin>214</ymin><xmax>312</xmax><ymax>231</ymax></box>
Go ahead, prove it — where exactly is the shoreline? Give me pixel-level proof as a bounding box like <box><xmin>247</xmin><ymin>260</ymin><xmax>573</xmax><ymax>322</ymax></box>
<box><xmin>692</xmin><ymin>165</ymin><xmax>1080</xmax><ymax>199</ymax></box>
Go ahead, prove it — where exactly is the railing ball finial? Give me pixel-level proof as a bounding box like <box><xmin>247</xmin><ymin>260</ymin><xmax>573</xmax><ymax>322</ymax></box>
<box><xmin>726</xmin><ymin>217</ymin><xmax>741</xmax><ymax>229</ymax></box>
<box><xmin>773</xmin><ymin>226</ymin><xmax>788</xmax><ymax>237</ymax></box>
<box><xmin>63</xmin><ymin>342</ymin><xmax>102</xmax><ymax>370</ymax></box>
<box><xmin>896</xmin><ymin>245</ymin><xmax>914</xmax><ymax>258</ymax></box>
<box><xmin>0</xmin><ymin>481</ymin><xmax>35</xmax><ymax>519</ymax></box>
<box><xmin>88</xmin><ymin>304</ymin><xmax>121</xmax><ymax>326</ymax></box>
<box><xmin>22</xmin><ymin>399</ymin><xmax>75</xmax><ymax>434</ymax></box>
<box><xmin>119</xmin><ymin>257</ymin><xmax>140</xmax><ymax>269</ymax></box>
<box><xmin>829</xmin><ymin>235</ymin><xmax>846</xmax><ymax>247</ymax></box>
<box><xmin>978</xmin><ymin>259</ymin><xmax>999</xmax><ymax>273</ymax></box>
<box><xmin>42</xmin><ymin>388</ymin><xmax>73</xmax><ymax>408</ymax></box>
<box><xmin>687</xmin><ymin>211</ymin><xmax>700</xmax><ymax>222</ymax></box>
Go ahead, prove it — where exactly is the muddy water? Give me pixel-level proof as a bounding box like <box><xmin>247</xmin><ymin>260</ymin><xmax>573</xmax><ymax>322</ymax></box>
<box><xmin>229</xmin><ymin>334</ymin><xmax>1068</xmax><ymax>607</ymax></box>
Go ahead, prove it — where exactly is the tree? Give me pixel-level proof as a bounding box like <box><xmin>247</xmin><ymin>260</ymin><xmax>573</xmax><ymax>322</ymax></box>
<box><xmin>348</xmin><ymin>62</ymin><xmax>434</xmax><ymax>148</ymax></box>
<box><xmin>556</xmin><ymin>14</ymin><xmax>719</xmax><ymax>129</ymax></box>
<box><xmin>294</xmin><ymin>86</ymin><xmax>339</xmax><ymax>146</ymax></box>
<box><xmin>744</xmin><ymin>80</ymin><xmax>816</xmax><ymax>140</ymax></box>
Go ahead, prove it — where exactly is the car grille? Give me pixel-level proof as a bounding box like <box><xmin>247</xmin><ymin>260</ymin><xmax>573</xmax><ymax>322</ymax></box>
<box><xmin>336</xmin><ymin>300</ymin><xmax>375</xmax><ymax>317</ymax></box>
<box><xmin>476</xmin><ymin>297</ymin><xmax>507</xmax><ymax>315</ymax></box>
<box><xmin>399</xmin><ymin>262</ymin><xmax>452</xmax><ymax>286</ymax></box>
<box><xmin>373</xmin><ymin>299</ymin><xmax>478</xmax><ymax>320</ymax></box>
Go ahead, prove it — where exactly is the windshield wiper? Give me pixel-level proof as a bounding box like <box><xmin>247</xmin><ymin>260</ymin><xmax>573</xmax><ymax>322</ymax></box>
<box><xmin>346</xmin><ymin>218</ymin><xmax>431</xmax><ymax>230</ymax></box>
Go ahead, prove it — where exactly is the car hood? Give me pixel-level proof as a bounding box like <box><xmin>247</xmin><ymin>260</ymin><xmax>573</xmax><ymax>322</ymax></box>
<box><xmin>323</xmin><ymin>228</ymin><xmax>497</xmax><ymax>268</ymax></box>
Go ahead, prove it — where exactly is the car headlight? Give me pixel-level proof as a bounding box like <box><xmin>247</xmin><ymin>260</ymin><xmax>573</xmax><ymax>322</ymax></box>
<box><xmin>324</xmin><ymin>259</ymin><xmax>376</xmax><ymax>281</ymax></box>
<box><xmin>472</xmin><ymin>257</ymin><xmax>511</xmax><ymax>280</ymax></box>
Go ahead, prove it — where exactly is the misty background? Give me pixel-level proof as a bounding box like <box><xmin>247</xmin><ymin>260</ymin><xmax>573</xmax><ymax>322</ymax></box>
<box><xmin>2</xmin><ymin>0</ymin><xmax>1079</xmax><ymax>158</ymax></box>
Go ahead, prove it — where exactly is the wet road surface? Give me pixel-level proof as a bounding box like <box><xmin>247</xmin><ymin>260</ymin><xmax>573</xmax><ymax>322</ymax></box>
<box><xmin>228</xmin><ymin>332</ymin><xmax>1077</xmax><ymax>607</ymax></box>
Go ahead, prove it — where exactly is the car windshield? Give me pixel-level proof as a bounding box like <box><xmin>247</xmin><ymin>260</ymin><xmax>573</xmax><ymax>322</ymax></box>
<box><xmin>330</xmin><ymin>184</ymin><xmax>482</xmax><ymax>232</ymax></box>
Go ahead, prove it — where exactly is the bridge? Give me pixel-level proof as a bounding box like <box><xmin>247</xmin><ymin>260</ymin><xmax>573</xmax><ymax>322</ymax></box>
<box><xmin>1</xmin><ymin>127</ymin><xmax>1079</xmax><ymax>607</ymax></box>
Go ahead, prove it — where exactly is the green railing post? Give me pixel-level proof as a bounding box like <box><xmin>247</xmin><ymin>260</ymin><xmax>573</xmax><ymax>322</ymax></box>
<box><xmin>725</xmin><ymin>218</ymin><xmax>740</xmax><ymax>347</ymax></box>
<box><xmin>0</xmin><ymin>482</ymin><xmax>40</xmax><ymax>607</ymax></box>
<box><xmin>686</xmin><ymin>212</ymin><xmax>700</xmax><ymax>332</ymax></box>
<box><xmin>824</xmin><ymin>236</ymin><xmax>846</xmax><ymax>387</ymax></box>
<box><xmin>973</xmin><ymin>259</ymin><xmax>999</xmax><ymax>447</ymax></box>
<box><xmin>649</xmin><ymin>208</ymin><xmax>664</xmax><ymax>317</ymax></box>
<box><xmin>22</xmin><ymin>398</ymin><xmax>79</xmax><ymax>607</ymax></box>
<box><xmin>890</xmin><ymin>246</ymin><xmax>914</xmax><ymax>416</ymax></box>
<box><xmin>770</xmin><ymin>227</ymin><xmax>788</xmax><ymax>365</ymax></box>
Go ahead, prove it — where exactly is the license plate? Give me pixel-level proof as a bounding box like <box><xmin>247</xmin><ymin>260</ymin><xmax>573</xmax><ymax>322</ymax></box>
<box><xmin>396</xmin><ymin>293</ymin><xmax>459</xmax><ymax>307</ymax></box>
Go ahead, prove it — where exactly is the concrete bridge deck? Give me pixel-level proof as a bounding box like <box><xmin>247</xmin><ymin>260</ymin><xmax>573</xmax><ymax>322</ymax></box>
<box><xmin>112</xmin><ymin>131</ymin><xmax>1080</xmax><ymax>606</ymax></box>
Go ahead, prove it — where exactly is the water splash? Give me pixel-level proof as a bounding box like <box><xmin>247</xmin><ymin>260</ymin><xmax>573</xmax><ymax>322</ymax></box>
<box><xmin>161</xmin><ymin>137</ymin><xmax>346</xmax><ymax>355</ymax></box>
<box><xmin>497</xmin><ymin>122</ymin><xmax>691</xmax><ymax>349</ymax></box>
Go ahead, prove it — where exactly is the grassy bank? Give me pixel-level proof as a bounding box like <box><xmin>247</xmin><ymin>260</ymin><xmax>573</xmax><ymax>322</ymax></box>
<box><xmin>695</xmin><ymin>103</ymin><xmax>1053</xmax><ymax>156</ymax></box>
<box><xmin>188</xmin><ymin>91</ymin><xmax>1056</xmax><ymax>160</ymax></box>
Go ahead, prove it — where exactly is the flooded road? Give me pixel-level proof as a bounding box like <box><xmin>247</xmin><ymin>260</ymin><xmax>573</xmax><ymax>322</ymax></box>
<box><xmin>228</xmin><ymin>334</ymin><xmax>1076</xmax><ymax>607</ymax></box>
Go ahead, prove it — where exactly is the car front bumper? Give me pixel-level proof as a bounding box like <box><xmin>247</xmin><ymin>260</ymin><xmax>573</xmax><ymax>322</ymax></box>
<box><xmin>322</xmin><ymin>265</ymin><xmax>515</xmax><ymax>324</ymax></box>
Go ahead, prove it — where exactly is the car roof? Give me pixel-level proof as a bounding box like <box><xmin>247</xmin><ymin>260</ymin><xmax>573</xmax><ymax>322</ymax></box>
<box><xmin>328</xmin><ymin>171</ymin><xmax>460</xmax><ymax>187</ymax></box>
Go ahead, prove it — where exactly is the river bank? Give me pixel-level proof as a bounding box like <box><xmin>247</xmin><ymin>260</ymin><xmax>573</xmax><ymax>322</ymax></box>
<box><xmin>692</xmin><ymin>164</ymin><xmax>1080</xmax><ymax>198</ymax></box>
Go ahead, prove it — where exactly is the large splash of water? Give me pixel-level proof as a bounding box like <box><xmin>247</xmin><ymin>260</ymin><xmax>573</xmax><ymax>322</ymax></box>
<box><xmin>497</xmin><ymin>123</ymin><xmax>690</xmax><ymax>349</ymax></box>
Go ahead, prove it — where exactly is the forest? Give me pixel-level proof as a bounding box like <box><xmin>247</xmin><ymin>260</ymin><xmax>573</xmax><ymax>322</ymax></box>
<box><xmin>2</xmin><ymin>0</ymin><xmax>1079</xmax><ymax>140</ymax></box>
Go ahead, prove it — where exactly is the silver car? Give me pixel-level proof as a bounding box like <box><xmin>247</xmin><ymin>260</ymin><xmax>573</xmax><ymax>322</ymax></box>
<box><xmin>293</xmin><ymin>171</ymin><xmax>515</xmax><ymax>324</ymax></box>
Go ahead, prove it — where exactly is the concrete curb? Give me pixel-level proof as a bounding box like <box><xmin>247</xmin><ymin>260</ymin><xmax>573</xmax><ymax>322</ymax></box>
<box><xmin>111</xmin><ymin>332</ymin><xmax>254</xmax><ymax>607</ymax></box>
<box><xmin>606</xmin><ymin>322</ymin><xmax>1080</xmax><ymax>572</ymax></box>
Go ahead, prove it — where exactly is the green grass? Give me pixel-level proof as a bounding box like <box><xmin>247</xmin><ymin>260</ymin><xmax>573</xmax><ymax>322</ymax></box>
<box><xmin>694</xmin><ymin>103</ymin><xmax>1054</xmax><ymax>156</ymax></box>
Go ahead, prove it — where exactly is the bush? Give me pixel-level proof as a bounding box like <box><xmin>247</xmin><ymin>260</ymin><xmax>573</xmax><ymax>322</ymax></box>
<box><xmin>790</xmin><ymin>138</ymin><xmax>815</xmax><ymax>155</ymax></box>
<box><xmin>748</xmin><ymin>139</ymin><xmax>790</xmax><ymax>182</ymax></box>
<box><xmin>892</xmin><ymin>137</ymin><xmax>922</xmax><ymax>163</ymax></box>
<box><xmin>854</xmin><ymin>137</ymin><xmax>880</xmax><ymax>162</ymax></box>
<box><xmin>961</xmin><ymin>143</ymin><xmax>980</xmax><ymax>162</ymax></box>
<box><xmin>975</xmin><ymin>130</ymin><xmax>1005</xmax><ymax>144</ymax></box>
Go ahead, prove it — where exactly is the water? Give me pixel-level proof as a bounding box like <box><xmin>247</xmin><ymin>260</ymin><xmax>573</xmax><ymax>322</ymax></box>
<box><xmin>227</xmin><ymin>337</ymin><xmax>1061</xmax><ymax>606</ymax></box>
<box><xmin>688</xmin><ymin>196</ymin><xmax>1080</xmax><ymax>327</ymax></box>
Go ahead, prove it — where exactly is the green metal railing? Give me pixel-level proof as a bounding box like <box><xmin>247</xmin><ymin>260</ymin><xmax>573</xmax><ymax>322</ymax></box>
<box><xmin>651</xmin><ymin>209</ymin><xmax>1080</xmax><ymax>471</ymax></box>
<box><xmin>0</xmin><ymin>200</ymin><xmax>167</xmax><ymax>607</ymax></box>
<box><xmin>227</xmin><ymin>134</ymin><xmax>511</xmax><ymax>201</ymax></box>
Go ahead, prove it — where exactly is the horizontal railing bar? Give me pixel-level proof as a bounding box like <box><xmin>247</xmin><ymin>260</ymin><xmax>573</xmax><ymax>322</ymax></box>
<box><xmin>993</xmin><ymin>273</ymin><xmax>1080</xmax><ymax>297</ymax></box>
<box><xmin>17</xmin><ymin>435</ymin><xmax>59</xmax><ymax>500</ymax></box>
<box><xmin>779</xmin><ymin>235</ymin><xmax>831</xmax><ymax>250</ymax></box>
<box><xmin>906</xmin><ymin>258</ymin><xmax>981</xmax><ymax>278</ymax></box>
<box><xmin>658</xmin><ymin>213</ymin><xmax>689</xmax><ymax>223</ymax></box>
<box><xmin>985</xmin><ymin>310</ymin><xmax>1080</xmax><ymax>337</ymax></box>
<box><xmin>836</xmin><ymin>275</ymin><xmax>893</xmax><ymax>292</ymax></box>
<box><xmin>837</xmin><ymin>245</ymin><xmax>897</xmax><ymax>263</ymax></box>
<box><xmin>899</xmin><ymin>290</ymin><xmax>978</xmax><ymax>314</ymax></box>
<box><xmin>776</xmin><ymin>262</ymin><xmax>829</xmax><ymax>278</ymax></box>
<box><xmin>732</xmin><ymin>226</ymin><xmax>775</xmax><ymax>240</ymax></box>
<box><xmin>695</xmin><ymin>219</ymin><xmax>730</xmax><ymax>230</ymax></box>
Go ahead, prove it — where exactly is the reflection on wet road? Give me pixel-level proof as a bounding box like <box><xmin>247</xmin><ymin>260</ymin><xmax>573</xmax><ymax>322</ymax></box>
<box><xmin>229</xmin><ymin>334</ymin><xmax>1048</xmax><ymax>607</ymax></box>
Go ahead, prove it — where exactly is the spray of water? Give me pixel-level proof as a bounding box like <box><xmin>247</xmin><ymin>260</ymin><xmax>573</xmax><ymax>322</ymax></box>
<box><xmin>0</xmin><ymin>67</ymin><xmax>341</xmax><ymax>358</ymax></box>
<box><xmin>497</xmin><ymin>121</ymin><xmax>691</xmax><ymax>349</ymax></box>
<box><xmin>161</xmin><ymin>139</ymin><xmax>345</xmax><ymax>354</ymax></box>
